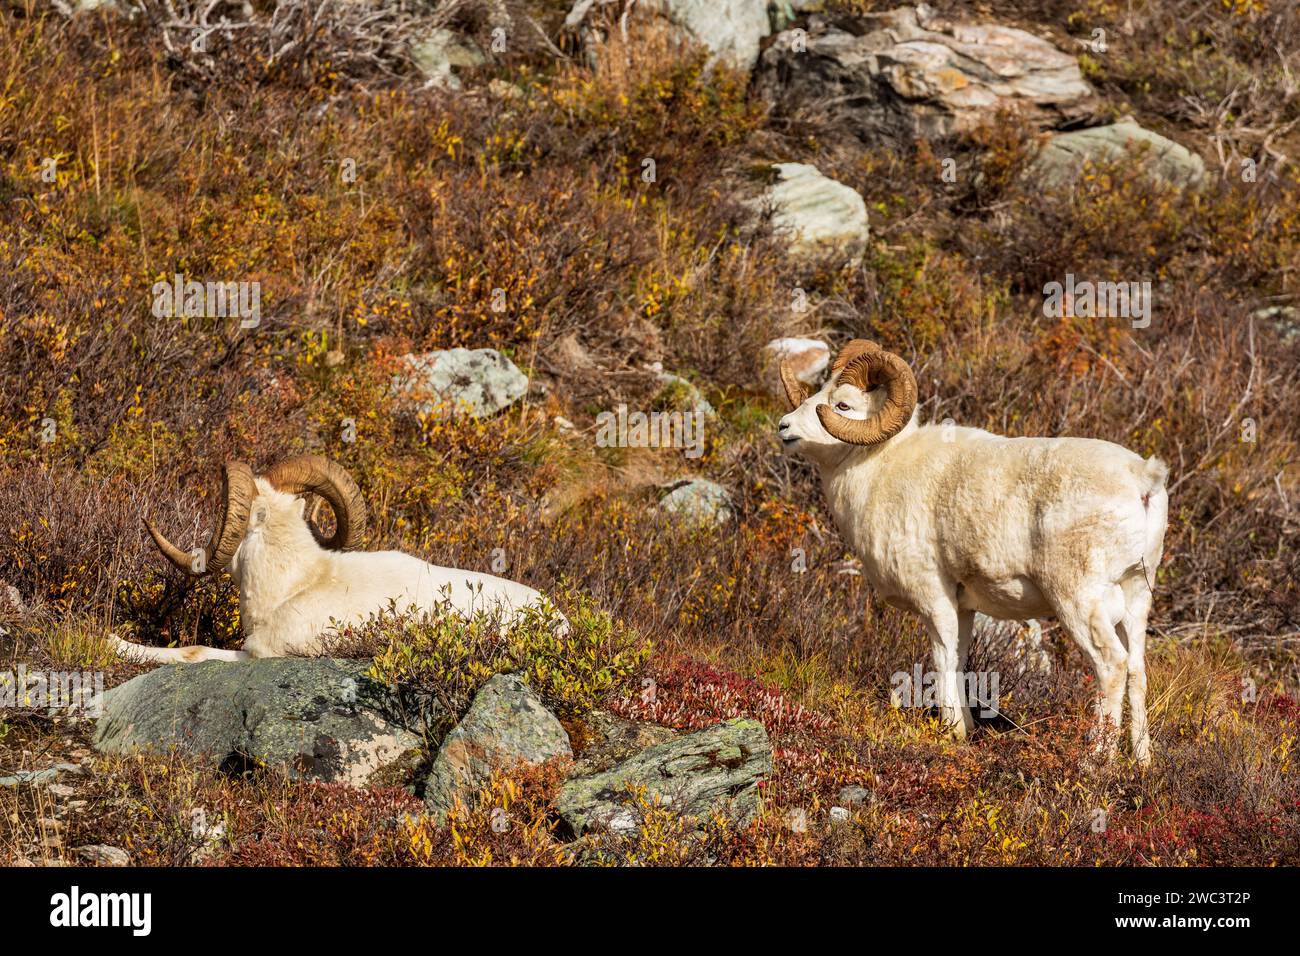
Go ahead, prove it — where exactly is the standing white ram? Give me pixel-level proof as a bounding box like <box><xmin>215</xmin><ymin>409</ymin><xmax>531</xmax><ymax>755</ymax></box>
<box><xmin>112</xmin><ymin>456</ymin><xmax>557</xmax><ymax>663</ymax></box>
<box><xmin>777</xmin><ymin>340</ymin><xmax>1168</xmax><ymax>764</ymax></box>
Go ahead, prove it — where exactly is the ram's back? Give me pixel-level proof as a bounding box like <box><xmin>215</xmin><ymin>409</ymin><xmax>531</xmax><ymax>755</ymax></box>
<box><xmin>952</xmin><ymin>430</ymin><xmax>1158</xmax><ymax>582</ymax></box>
<box><xmin>852</xmin><ymin>427</ymin><xmax>1163</xmax><ymax>617</ymax></box>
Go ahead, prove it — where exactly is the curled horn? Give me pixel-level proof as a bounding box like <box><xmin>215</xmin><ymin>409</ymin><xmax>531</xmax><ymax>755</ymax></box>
<box><xmin>829</xmin><ymin>338</ymin><xmax>883</xmax><ymax>377</ymax></box>
<box><xmin>816</xmin><ymin>344</ymin><xmax>917</xmax><ymax>446</ymax></box>
<box><xmin>144</xmin><ymin>461</ymin><xmax>256</xmax><ymax>574</ymax></box>
<box><xmin>263</xmin><ymin>455</ymin><xmax>367</xmax><ymax>550</ymax></box>
<box><xmin>779</xmin><ymin>359</ymin><xmax>809</xmax><ymax>410</ymax></box>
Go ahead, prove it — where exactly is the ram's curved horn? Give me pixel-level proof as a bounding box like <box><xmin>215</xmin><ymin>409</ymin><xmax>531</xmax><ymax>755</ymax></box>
<box><xmin>816</xmin><ymin>347</ymin><xmax>917</xmax><ymax>446</ymax></box>
<box><xmin>779</xmin><ymin>358</ymin><xmax>809</xmax><ymax>410</ymax></box>
<box><xmin>829</xmin><ymin>339</ymin><xmax>883</xmax><ymax>378</ymax></box>
<box><xmin>144</xmin><ymin>461</ymin><xmax>256</xmax><ymax>574</ymax></box>
<box><xmin>263</xmin><ymin>455</ymin><xmax>367</xmax><ymax>550</ymax></box>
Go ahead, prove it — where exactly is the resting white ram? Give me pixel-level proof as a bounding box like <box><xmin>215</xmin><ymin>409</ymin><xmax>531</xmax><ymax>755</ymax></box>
<box><xmin>111</xmin><ymin>456</ymin><xmax>554</xmax><ymax>663</ymax></box>
<box><xmin>777</xmin><ymin>340</ymin><xmax>1168</xmax><ymax>764</ymax></box>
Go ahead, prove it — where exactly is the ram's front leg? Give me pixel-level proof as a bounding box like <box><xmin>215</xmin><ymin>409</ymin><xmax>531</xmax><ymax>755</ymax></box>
<box><xmin>920</xmin><ymin>601</ymin><xmax>975</xmax><ymax>740</ymax></box>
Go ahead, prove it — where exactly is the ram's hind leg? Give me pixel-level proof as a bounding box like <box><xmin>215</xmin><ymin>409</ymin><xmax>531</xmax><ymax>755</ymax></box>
<box><xmin>1054</xmin><ymin>592</ymin><xmax>1128</xmax><ymax>758</ymax></box>
<box><xmin>1119</xmin><ymin>575</ymin><xmax>1153</xmax><ymax>767</ymax></box>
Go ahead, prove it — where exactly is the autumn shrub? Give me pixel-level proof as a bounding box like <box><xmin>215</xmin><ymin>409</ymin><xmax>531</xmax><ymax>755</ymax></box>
<box><xmin>1065</xmin><ymin>0</ymin><xmax>1300</xmax><ymax>171</ymax></box>
<box><xmin>545</xmin><ymin>18</ymin><xmax>764</xmax><ymax>190</ymax></box>
<box><xmin>342</xmin><ymin>588</ymin><xmax>649</xmax><ymax>737</ymax></box>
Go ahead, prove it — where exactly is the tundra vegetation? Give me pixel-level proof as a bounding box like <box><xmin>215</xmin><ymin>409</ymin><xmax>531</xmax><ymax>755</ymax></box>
<box><xmin>1</xmin><ymin>0</ymin><xmax>1299</xmax><ymax>865</ymax></box>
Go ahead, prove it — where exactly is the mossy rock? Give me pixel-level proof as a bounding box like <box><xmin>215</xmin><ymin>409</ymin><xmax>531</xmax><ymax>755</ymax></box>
<box><xmin>557</xmin><ymin>717</ymin><xmax>771</xmax><ymax>835</ymax></box>
<box><xmin>94</xmin><ymin>658</ymin><xmax>425</xmax><ymax>787</ymax></box>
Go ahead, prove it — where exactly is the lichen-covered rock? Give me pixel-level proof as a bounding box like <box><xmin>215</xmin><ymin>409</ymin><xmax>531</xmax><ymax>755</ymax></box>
<box><xmin>93</xmin><ymin>659</ymin><xmax>422</xmax><ymax>787</ymax></box>
<box><xmin>558</xmin><ymin>717</ymin><xmax>771</xmax><ymax>835</ymax></box>
<box><xmin>566</xmin><ymin>709</ymin><xmax>679</xmax><ymax>777</ymax></box>
<box><xmin>1026</xmin><ymin>120</ymin><xmax>1206</xmax><ymax>190</ymax></box>
<box><xmin>391</xmin><ymin>348</ymin><xmax>528</xmax><ymax>419</ymax></box>
<box><xmin>756</xmin><ymin>6</ymin><xmax>1096</xmax><ymax>146</ymax></box>
<box><xmin>756</xmin><ymin>163</ymin><xmax>870</xmax><ymax>266</ymax></box>
<box><xmin>657</xmin><ymin>478</ymin><xmax>732</xmax><ymax>527</ymax></box>
<box><xmin>424</xmin><ymin>673</ymin><xmax>572</xmax><ymax>814</ymax></box>
<box><xmin>410</xmin><ymin>28</ymin><xmax>485</xmax><ymax>89</ymax></box>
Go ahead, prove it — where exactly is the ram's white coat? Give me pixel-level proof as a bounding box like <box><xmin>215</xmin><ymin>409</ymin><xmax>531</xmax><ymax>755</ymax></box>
<box><xmin>779</xmin><ymin>367</ymin><xmax>1167</xmax><ymax>763</ymax></box>
<box><xmin>113</xmin><ymin>479</ymin><xmax>552</xmax><ymax>664</ymax></box>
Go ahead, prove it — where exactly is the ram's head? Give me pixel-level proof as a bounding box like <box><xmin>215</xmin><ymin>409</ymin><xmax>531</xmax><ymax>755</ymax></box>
<box><xmin>777</xmin><ymin>339</ymin><xmax>917</xmax><ymax>459</ymax></box>
<box><xmin>144</xmin><ymin>455</ymin><xmax>368</xmax><ymax>575</ymax></box>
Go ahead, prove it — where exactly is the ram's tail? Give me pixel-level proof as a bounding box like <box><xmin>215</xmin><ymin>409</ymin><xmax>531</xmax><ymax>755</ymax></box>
<box><xmin>1142</xmin><ymin>456</ymin><xmax>1169</xmax><ymax>493</ymax></box>
<box><xmin>109</xmin><ymin>634</ymin><xmax>248</xmax><ymax>664</ymax></box>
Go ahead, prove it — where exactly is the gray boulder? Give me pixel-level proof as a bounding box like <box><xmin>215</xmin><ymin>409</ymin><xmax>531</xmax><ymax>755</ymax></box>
<box><xmin>558</xmin><ymin>717</ymin><xmax>771</xmax><ymax>835</ymax></box>
<box><xmin>391</xmin><ymin>348</ymin><xmax>528</xmax><ymax>419</ymax></box>
<box><xmin>424</xmin><ymin>673</ymin><xmax>572</xmax><ymax>814</ymax></box>
<box><xmin>755</xmin><ymin>5</ymin><xmax>1096</xmax><ymax>146</ymax></box>
<box><xmin>93</xmin><ymin>659</ymin><xmax>421</xmax><ymax>787</ymax></box>
<box><xmin>755</xmin><ymin>163</ymin><xmax>870</xmax><ymax>266</ymax></box>
<box><xmin>658</xmin><ymin>478</ymin><xmax>733</xmax><ymax>526</ymax></box>
<box><xmin>1026</xmin><ymin>120</ymin><xmax>1206</xmax><ymax>190</ymax></box>
<box><xmin>651</xmin><ymin>0</ymin><xmax>772</xmax><ymax>71</ymax></box>
<box><xmin>566</xmin><ymin>0</ymin><xmax>771</xmax><ymax>72</ymax></box>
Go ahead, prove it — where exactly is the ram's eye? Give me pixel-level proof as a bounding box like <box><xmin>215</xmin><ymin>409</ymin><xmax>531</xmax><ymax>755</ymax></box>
<box><xmin>835</xmin><ymin>402</ymin><xmax>851</xmax><ymax>411</ymax></box>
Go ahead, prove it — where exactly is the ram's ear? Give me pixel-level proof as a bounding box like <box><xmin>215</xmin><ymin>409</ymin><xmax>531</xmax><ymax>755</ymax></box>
<box><xmin>295</xmin><ymin>497</ymin><xmax>307</xmax><ymax>516</ymax></box>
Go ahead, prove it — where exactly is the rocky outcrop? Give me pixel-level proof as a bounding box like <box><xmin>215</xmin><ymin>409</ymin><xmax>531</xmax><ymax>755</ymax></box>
<box><xmin>424</xmin><ymin>673</ymin><xmax>572</xmax><ymax>814</ymax></box>
<box><xmin>755</xmin><ymin>5</ymin><xmax>1096</xmax><ymax>146</ymax></box>
<box><xmin>1025</xmin><ymin>119</ymin><xmax>1206</xmax><ymax>190</ymax></box>
<box><xmin>558</xmin><ymin>717</ymin><xmax>771</xmax><ymax>835</ymax></box>
<box><xmin>0</xmin><ymin>581</ymin><xmax>25</xmax><ymax>617</ymax></box>
<box><xmin>93</xmin><ymin>659</ymin><xmax>422</xmax><ymax>787</ymax></box>
<box><xmin>391</xmin><ymin>348</ymin><xmax>528</xmax><ymax>420</ymax></box>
